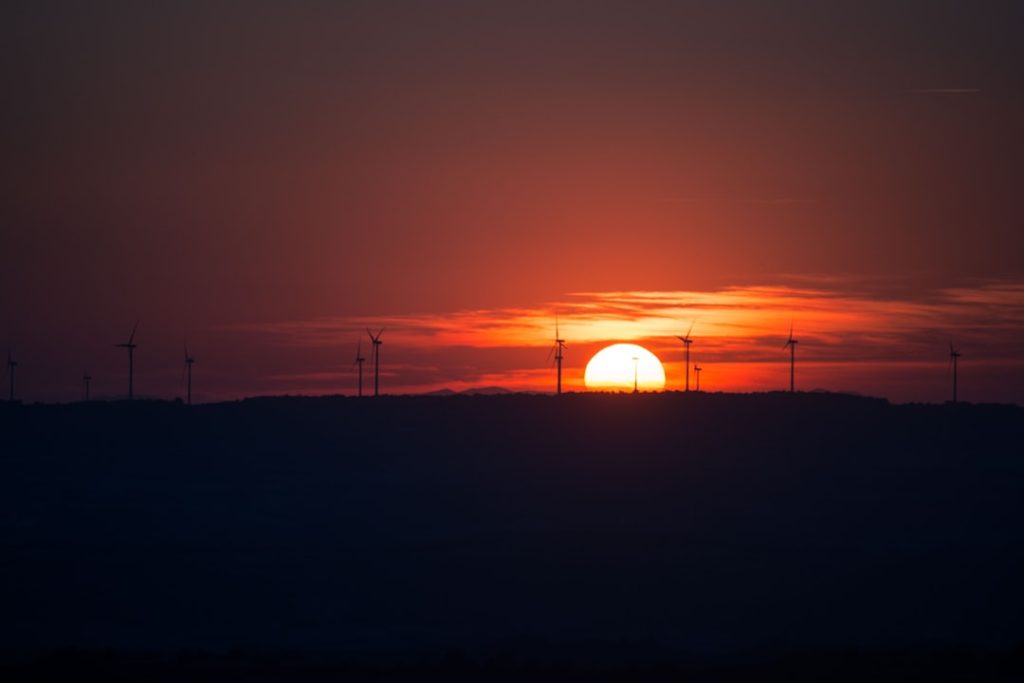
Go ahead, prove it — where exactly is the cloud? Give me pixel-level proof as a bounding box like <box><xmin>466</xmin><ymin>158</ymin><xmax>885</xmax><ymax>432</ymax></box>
<box><xmin>661</xmin><ymin>197</ymin><xmax>819</xmax><ymax>205</ymax></box>
<box><xmin>907</xmin><ymin>88</ymin><xmax>981</xmax><ymax>94</ymax></box>
<box><xmin>225</xmin><ymin>279</ymin><xmax>1024</xmax><ymax>401</ymax></box>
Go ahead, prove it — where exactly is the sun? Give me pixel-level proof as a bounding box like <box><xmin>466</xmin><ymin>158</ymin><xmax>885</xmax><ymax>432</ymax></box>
<box><xmin>584</xmin><ymin>343</ymin><xmax>666</xmax><ymax>392</ymax></box>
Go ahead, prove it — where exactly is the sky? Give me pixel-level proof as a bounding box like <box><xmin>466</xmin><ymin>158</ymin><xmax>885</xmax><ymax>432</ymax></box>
<box><xmin>2</xmin><ymin>1</ymin><xmax>1023</xmax><ymax>403</ymax></box>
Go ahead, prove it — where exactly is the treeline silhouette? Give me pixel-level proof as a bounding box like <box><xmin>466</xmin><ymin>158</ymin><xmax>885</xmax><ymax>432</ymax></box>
<box><xmin>1</xmin><ymin>392</ymin><xmax>1022</xmax><ymax>677</ymax></box>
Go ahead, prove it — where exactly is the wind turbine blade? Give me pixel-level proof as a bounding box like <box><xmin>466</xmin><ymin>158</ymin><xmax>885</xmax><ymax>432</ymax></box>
<box><xmin>129</xmin><ymin>321</ymin><xmax>139</xmax><ymax>344</ymax></box>
<box><xmin>686</xmin><ymin>320</ymin><xmax>695</xmax><ymax>338</ymax></box>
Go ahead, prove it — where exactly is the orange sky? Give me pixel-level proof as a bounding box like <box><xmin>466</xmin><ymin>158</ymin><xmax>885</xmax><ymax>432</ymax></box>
<box><xmin>4</xmin><ymin>278</ymin><xmax>1024</xmax><ymax>405</ymax></box>
<box><xmin>2</xmin><ymin>3</ymin><xmax>1023</xmax><ymax>404</ymax></box>
<box><xmin>199</xmin><ymin>279</ymin><xmax>1023</xmax><ymax>404</ymax></box>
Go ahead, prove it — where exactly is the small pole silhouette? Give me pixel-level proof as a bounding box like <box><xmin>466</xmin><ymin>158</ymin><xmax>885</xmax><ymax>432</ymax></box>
<box><xmin>694</xmin><ymin>363</ymin><xmax>702</xmax><ymax>392</ymax></box>
<box><xmin>367</xmin><ymin>329</ymin><xmax>383</xmax><ymax>397</ymax></box>
<box><xmin>352</xmin><ymin>339</ymin><xmax>366</xmax><ymax>397</ymax></box>
<box><xmin>115</xmin><ymin>322</ymin><xmax>138</xmax><ymax>400</ymax></box>
<box><xmin>83</xmin><ymin>373</ymin><xmax>91</xmax><ymax>401</ymax></box>
<box><xmin>632</xmin><ymin>355</ymin><xmax>639</xmax><ymax>394</ymax></box>
<box><xmin>183</xmin><ymin>344</ymin><xmax>195</xmax><ymax>405</ymax></box>
<box><xmin>783</xmin><ymin>323</ymin><xmax>798</xmax><ymax>392</ymax></box>
<box><xmin>949</xmin><ymin>341</ymin><xmax>961</xmax><ymax>403</ymax></box>
<box><xmin>676</xmin><ymin>321</ymin><xmax>694</xmax><ymax>392</ymax></box>
<box><xmin>548</xmin><ymin>316</ymin><xmax>567</xmax><ymax>395</ymax></box>
<box><xmin>6</xmin><ymin>349</ymin><xmax>17</xmax><ymax>402</ymax></box>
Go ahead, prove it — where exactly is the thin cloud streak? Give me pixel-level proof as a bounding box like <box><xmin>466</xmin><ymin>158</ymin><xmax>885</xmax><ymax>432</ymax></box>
<box><xmin>908</xmin><ymin>88</ymin><xmax>982</xmax><ymax>94</ymax></box>
<box><xmin>231</xmin><ymin>280</ymin><xmax>1024</xmax><ymax>402</ymax></box>
<box><xmin>661</xmin><ymin>197</ymin><xmax>819</xmax><ymax>205</ymax></box>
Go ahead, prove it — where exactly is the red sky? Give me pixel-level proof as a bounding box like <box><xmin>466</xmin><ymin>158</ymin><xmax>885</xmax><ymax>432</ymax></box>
<box><xmin>2</xmin><ymin>2</ymin><xmax>1023</xmax><ymax>403</ymax></box>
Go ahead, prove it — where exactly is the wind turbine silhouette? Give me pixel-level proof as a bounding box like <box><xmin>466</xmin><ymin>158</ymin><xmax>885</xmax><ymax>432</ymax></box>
<box><xmin>632</xmin><ymin>354</ymin><xmax>639</xmax><ymax>394</ymax></box>
<box><xmin>366</xmin><ymin>329</ymin><xmax>383</xmax><ymax>397</ymax></box>
<box><xmin>949</xmin><ymin>340</ymin><xmax>961</xmax><ymax>403</ymax></box>
<box><xmin>783</xmin><ymin>322</ymin><xmax>798</xmax><ymax>392</ymax></box>
<box><xmin>548</xmin><ymin>317</ymin><xmax>566</xmax><ymax>395</ymax></box>
<box><xmin>83</xmin><ymin>372</ymin><xmax>91</xmax><ymax>402</ymax></box>
<box><xmin>676</xmin><ymin>321</ymin><xmax>695</xmax><ymax>392</ymax></box>
<box><xmin>6</xmin><ymin>349</ymin><xmax>17</xmax><ymax>402</ymax></box>
<box><xmin>115</xmin><ymin>322</ymin><xmax>138</xmax><ymax>400</ymax></box>
<box><xmin>352</xmin><ymin>339</ymin><xmax>366</xmax><ymax>397</ymax></box>
<box><xmin>694</xmin><ymin>363</ymin><xmax>702</xmax><ymax>392</ymax></box>
<box><xmin>183</xmin><ymin>344</ymin><xmax>195</xmax><ymax>405</ymax></box>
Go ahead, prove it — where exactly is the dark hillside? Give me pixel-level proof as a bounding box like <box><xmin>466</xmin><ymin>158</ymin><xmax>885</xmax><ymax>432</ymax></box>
<box><xmin>1</xmin><ymin>393</ymin><xmax>1022</xmax><ymax>673</ymax></box>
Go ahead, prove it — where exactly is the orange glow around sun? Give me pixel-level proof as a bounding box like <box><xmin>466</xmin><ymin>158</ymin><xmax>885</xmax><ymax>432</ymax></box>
<box><xmin>231</xmin><ymin>282</ymin><xmax>1024</xmax><ymax>403</ymax></box>
<box><xmin>584</xmin><ymin>343</ymin><xmax>666</xmax><ymax>391</ymax></box>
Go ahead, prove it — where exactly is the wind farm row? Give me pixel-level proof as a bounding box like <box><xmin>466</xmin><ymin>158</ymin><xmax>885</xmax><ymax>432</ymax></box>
<box><xmin>6</xmin><ymin>323</ymin><xmax>195</xmax><ymax>405</ymax></box>
<box><xmin>5</xmin><ymin>320</ymin><xmax>966</xmax><ymax>404</ymax></box>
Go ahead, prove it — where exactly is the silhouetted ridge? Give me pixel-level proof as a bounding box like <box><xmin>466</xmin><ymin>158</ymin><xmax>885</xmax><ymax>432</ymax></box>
<box><xmin>1</xmin><ymin>392</ymin><xmax>1021</xmax><ymax>670</ymax></box>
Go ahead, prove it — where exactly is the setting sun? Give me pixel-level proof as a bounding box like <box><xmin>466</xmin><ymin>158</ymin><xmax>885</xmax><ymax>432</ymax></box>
<box><xmin>584</xmin><ymin>343</ymin><xmax>666</xmax><ymax>392</ymax></box>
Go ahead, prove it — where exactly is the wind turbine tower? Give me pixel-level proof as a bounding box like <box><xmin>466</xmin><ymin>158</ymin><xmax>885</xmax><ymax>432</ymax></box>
<box><xmin>549</xmin><ymin>317</ymin><xmax>566</xmax><ymax>395</ymax></box>
<box><xmin>115</xmin><ymin>322</ymin><xmax>138</xmax><ymax>400</ymax></box>
<box><xmin>949</xmin><ymin>341</ymin><xmax>961</xmax><ymax>403</ymax></box>
<box><xmin>184</xmin><ymin>345</ymin><xmax>195</xmax><ymax>406</ymax></box>
<box><xmin>367</xmin><ymin>329</ymin><xmax>383</xmax><ymax>397</ymax></box>
<box><xmin>784</xmin><ymin>323</ymin><xmax>798</xmax><ymax>393</ymax></box>
<box><xmin>676</xmin><ymin>322</ymin><xmax>694</xmax><ymax>392</ymax></box>
<box><xmin>352</xmin><ymin>339</ymin><xmax>366</xmax><ymax>397</ymax></box>
<box><xmin>6</xmin><ymin>349</ymin><xmax>17</xmax><ymax>402</ymax></box>
<box><xmin>83</xmin><ymin>372</ymin><xmax>91</xmax><ymax>401</ymax></box>
<box><xmin>694</xmin><ymin>363</ymin><xmax>702</xmax><ymax>392</ymax></box>
<box><xmin>632</xmin><ymin>354</ymin><xmax>640</xmax><ymax>394</ymax></box>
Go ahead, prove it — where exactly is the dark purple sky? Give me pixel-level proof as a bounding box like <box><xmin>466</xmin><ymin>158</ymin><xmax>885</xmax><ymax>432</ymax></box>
<box><xmin>2</xmin><ymin>1</ymin><xmax>1023</xmax><ymax>402</ymax></box>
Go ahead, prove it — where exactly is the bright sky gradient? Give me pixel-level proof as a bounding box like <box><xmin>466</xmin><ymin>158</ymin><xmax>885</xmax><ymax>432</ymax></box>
<box><xmin>203</xmin><ymin>280</ymin><xmax>1020</xmax><ymax>404</ymax></box>
<box><xmin>8</xmin><ymin>279</ymin><xmax>1018</xmax><ymax>404</ymax></box>
<box><xmin>2</xmin><ymin>2</ymin><xmax>1023</xmax><ymax>404</ymax></box>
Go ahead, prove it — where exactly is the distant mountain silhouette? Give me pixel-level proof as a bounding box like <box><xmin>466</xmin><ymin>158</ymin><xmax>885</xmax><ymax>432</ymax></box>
<box><xmin>421</xmin><ymin>387</ymin><xmax>459</xmax><ymax>396</ymax></box>
<box><xmin>459</xmin><ymin>385</ymin><xmax>512</xmax><ymax>395</ymax></box>
<box><xmin>421</xmin><ymin>385</ymin><xmax>513</xmax><ymax>396</ymax></box>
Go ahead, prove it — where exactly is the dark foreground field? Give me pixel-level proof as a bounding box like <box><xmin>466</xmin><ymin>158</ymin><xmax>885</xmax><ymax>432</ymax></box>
<box><xmin>2</xmin><ymin>392</ymin><xmax>1022</xmax><ymax>680</ymax></box>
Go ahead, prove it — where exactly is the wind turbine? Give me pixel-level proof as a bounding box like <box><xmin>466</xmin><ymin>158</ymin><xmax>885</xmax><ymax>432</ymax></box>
<box><xmin>676</xmin><ymin>321</ymin><xmax>695</xmax><ymax>392</ymax></box>
<box><xmin>632</xmin><ymin>354</ymin><xmax>640</xmax><ymax>394</ymax></box>
<box><xmin>548</xmin><ymin>316</ymin><xmax>566</xmax><ymax>395</ymax></box>
<box><xmin>6</xmin><ymin>349</ymin><xmax>17</xmax><ymax>402</ymax></box>
<box><xmin>783</xmin><ymin>322</ymin><xmax>798</xmax><ymax>393</ymax></box>
<box><xmin>352</xmin><ymin>339</ymin><xmax>366</xmax><ymax>397</ymax></box>
<box><xmin>83</xmin><ymin>372</ymin><xmax>91</xmax><ymax>401</ymax></box>
<box><xmin>183</xmin><ymin>344</ymin><xmax>195</xmax><ymax>406</ymax></box>
<box><xmin>694</xmin><ymin>363</ymin><xmax>702</xmax><ymax>392</ymax></box>
<box><xmin>949</xmin><ymin>340</ymin><xmax>961</xmax><ymax>403</ymax></box>
<box><xmin>367</xmin><ymin>329</ymin><xmax>383</xmax><ymax>397</ymax></box>
<box><xmin>115</xmin><ymin>322</ymin><xmax>138</xmax><ymax>400</ymax></box>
